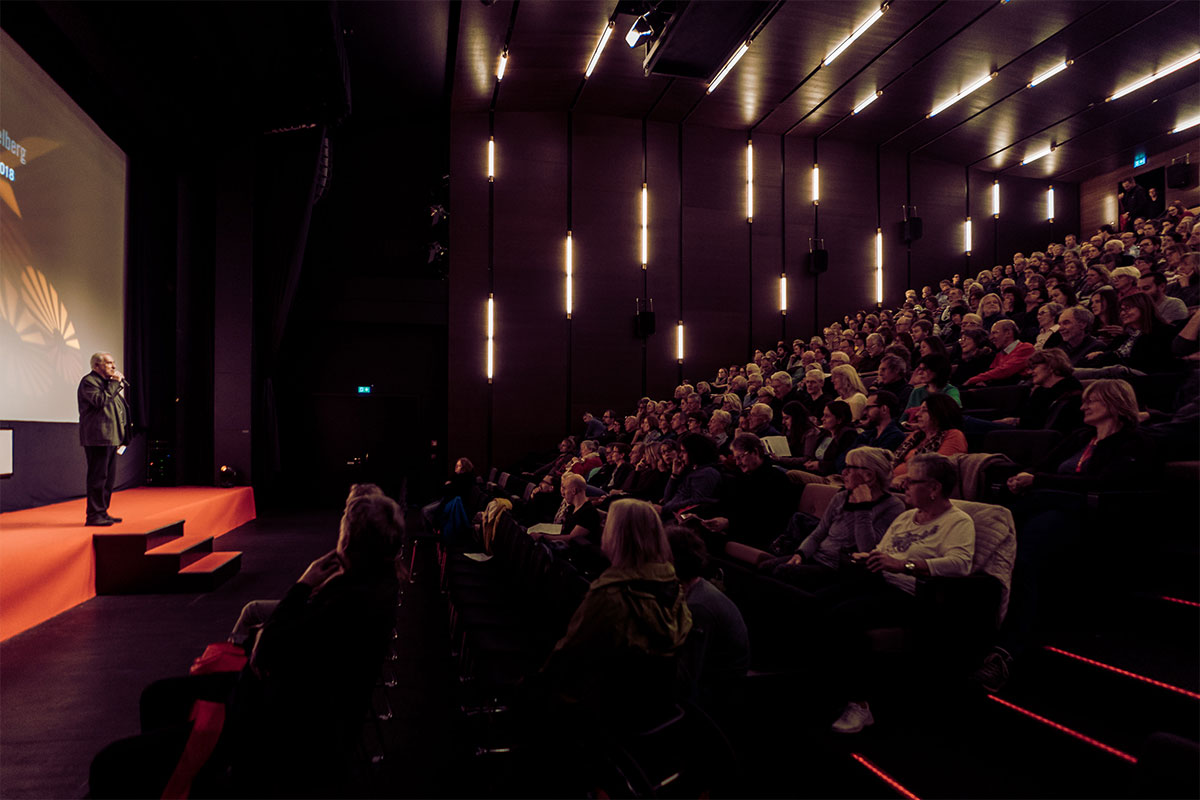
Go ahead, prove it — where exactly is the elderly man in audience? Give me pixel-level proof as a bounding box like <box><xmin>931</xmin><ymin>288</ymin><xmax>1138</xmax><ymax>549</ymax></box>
<box><xmin>1054</xmin><ymin>306</ymin><xmax>1106</xmax><ymax>365</ymax></box>
<box><xmin>745</xmin><ymin>402</ymin><xmax>782</xmax><ymax>437</ymax></box>
<box><xmin>962</xmin><ymin>320</ymin><xmax>1033</xmax><ymax>386</ymax></box>
<box><xmin>869</xmin><ymin>353</ymin><xmax>913</xmax><ymax>408</ymax></box>
<box><xmin>826</xmin><ymin>454</ymin><xmax>976</xmax><ymax>734</ymax></box>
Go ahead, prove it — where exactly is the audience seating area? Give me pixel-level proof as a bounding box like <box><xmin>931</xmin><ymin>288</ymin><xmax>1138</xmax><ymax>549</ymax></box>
<box><xmin>422</xmin><ymin>216</ymin><xmax>1199</xmax><ymax>797</ymax></box>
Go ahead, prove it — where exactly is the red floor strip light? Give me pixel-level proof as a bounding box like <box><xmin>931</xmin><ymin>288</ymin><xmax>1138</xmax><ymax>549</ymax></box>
<box><xmin>1045</xmin><ymin>646</ymin><xmax>1200</xmax><ymax>700</ymax></box>
<box><xmin>851</xmin><ymin>753</ymin><xmax>921</xmax><ymax>800</ymax></box>
<box><xmin>1159</xmin><ymin>595</ymin><xmax>1200</xmax><ymax>608</ymax></box>
<box><xmin>987</xmin><ymin>695</ymin><xmax>1138</xmax><ymax>764</ymax></box>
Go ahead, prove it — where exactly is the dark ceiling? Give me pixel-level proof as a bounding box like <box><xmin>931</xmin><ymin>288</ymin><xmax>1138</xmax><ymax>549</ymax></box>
<box><xmin>452</xmin><ymin>0</ymin><xmax>1200</xmax><ymax>183</ymax></box>
<box><xmin>3</xmin><ymin>0</ymin><xmax>1195</xmax><ymax>185</ymax></box>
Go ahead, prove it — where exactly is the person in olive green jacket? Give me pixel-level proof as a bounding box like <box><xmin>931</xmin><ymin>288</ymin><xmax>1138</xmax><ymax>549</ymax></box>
<box><xmin>541</xmin><ymin>498</ymin><xmax>691</xmax><ymax>725</ymax></box>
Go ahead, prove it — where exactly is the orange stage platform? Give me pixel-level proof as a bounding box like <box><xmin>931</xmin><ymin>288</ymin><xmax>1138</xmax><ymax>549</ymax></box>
<box><xmin>0</xmin><ymin>486</ymin><xmax>256</xmax><ymax>641</ymax></box>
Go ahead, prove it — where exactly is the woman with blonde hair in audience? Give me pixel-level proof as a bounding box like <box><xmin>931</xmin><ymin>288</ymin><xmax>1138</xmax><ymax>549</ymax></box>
<box><xmin>762</xmin><ymin>446</ymin><xmax>904</xmax><ymax>592</ymax></box>
<box><xmin>978</xmin><ymin>292</ymin><xmax>1006</xmax><ymax>330</ymax></box>
<box><xmin>540</xmin><ymin>498</ymin><xmax>690</xmax><ymax>723</ymax></box>
<box><xmin>830</xmin><ymin>364</ymin><xmax>869</xmax><ymax>421</ymax></box>
<box><xmin>891</xmin><ymin>393</ymin><xmax>966</xmax><ymax>483</ymax></box>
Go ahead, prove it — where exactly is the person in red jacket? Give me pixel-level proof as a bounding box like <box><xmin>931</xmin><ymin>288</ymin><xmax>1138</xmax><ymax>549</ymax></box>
<box><xmin>963</xmin><ymin>319</ymin><xmax>1033</xmax><ymax>386</ymax></box>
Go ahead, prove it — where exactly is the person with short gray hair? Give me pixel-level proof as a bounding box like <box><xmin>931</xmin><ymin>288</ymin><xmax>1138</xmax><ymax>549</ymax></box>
<box><xmin>78</xmin><ymin>352</ymin><xmax>131</xmax><ymax>526</ymax></box>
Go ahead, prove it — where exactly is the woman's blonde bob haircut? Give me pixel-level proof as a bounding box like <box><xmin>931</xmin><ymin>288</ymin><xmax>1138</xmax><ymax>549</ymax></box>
<box><xmin>830</xmin><ymin>364</ymin><xmax>868</xmax><ymax>397</ymax></box>
<box><xmin>601</xmin><ymin>499</ymin><xmax>671</xmax><ymax>569</ymax></box>
<box><xmin>843</xmin><ymin>446</ymin><xmax>894</xmax><ymax>491</ymax></box>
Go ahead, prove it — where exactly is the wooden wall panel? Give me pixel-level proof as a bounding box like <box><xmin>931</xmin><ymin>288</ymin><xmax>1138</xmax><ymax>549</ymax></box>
<box><xmin>448</xmin><ymin>112</ymin><xmax>493</xmax><ymax>470</ymax></box>
<box><xmin>750</xmin><ymin>132</ymin><xmax>785</xmax><ymax>355</ymax></box>
<box><xmin>570</xmin><ymin>114</ymin><xmax>644</xmax><ymax>419</ymax></box>
<box><xmin>682</xmin><ymin>126</ymin><xmax>749</xmax><ymax>387</ymax></box>
<box><xmin>645</xmin><ymin>122</ymin><xmax>682</xmax><ymax>400</ymax></box>
<box><xmin>491</xmin><ymin>112</ymin><xmax>568</xmax><ymax>465</ymax></box>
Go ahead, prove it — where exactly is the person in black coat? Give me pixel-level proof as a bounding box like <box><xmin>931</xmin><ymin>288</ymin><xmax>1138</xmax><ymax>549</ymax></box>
<box><xmin>78</xmin><ymin>352</ymin><xmax>132</xmax><ymax>526</ymax></box>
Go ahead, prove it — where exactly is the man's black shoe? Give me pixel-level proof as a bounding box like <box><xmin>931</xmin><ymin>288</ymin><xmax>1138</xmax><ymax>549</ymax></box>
<box><xmin>86</xmin><ymin>518</ymin><xmax>115</xmax><ymax>527</ymax></box>
<box><xmin>105</xmin><ymin>515</ymin><xmax>123</xmax><ymax>523</ymax></box>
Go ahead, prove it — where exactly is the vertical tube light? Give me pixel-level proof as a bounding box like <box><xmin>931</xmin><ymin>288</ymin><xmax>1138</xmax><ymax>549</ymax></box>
<box><xmin>641</xmin><ymin>183</ymin><xmax>649</xmax><ymax>267</ymax></box>
<box><xmin>486</xmin><ymin>294</ymin><xmax>495</xmax><ymax>381</ymax></box>
<box><xmin>964</xmin><ymin>218</ymin><xmax>973</xmax><ymax>255</ymax></box>
<box><xmin>1047</xmin><ymin>185</ymin><xmax>1055</xmax><ymax>222</ymax></box>
<box><xmin>496</xmin><ymin>49</ymin><xmax>508</xmax><ymax>81</ymax></box>
<box><xmin>565</xmin><ymin>232</ymin><xmax>573</xmax><ymax>317</ymax></box>
<box><xmin>992</xmin><ymin>180</ymin><xmax>1000</xmax><ymax>218</ymax></box>
<box><xmin>811</xmin><ymin>164</ymin><xmax>820</xmax><ymax>205</ymax></box>
<box><xmin>746</xmin><ymin>140</ymin><xmax>754</xmax><ymax>222</ymax></box>
<box><xmin>676</xmin><ymin>322</ymin><xmax>685</xmax><ymax>362</ymax></box>
<box><xmin>487</xmin><ymin>137</ymin><xmax>495</xmax><ymax>181</ymax></box>
<box><xmin>874</xmin><ymin>228</ymin><xmax>884</xmax><ymax>304</ymax></box>
<box><xmin>779</xmin><ymin>274</ymin><xmax>787</xmax><ymax>313</ymax></box>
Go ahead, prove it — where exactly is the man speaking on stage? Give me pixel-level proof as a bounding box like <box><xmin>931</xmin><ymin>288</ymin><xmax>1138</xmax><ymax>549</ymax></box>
<box><xmin>78</xmin><ymin>352</ymin><xmax>131</xmax><ymax>526</ymax></box>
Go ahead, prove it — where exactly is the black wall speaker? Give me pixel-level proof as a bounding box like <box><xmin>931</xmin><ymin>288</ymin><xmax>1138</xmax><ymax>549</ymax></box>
<box><xmin>899</xmin><ymin>217</ymin><xmax>923</xmax><ymax>243</ymax></box>
<box><xmin>807</xmin><ymin>249</ymin><xmax>829</xmax><ymax>274</ymax></box>
<box><xmin>634</xmin><ymin>311</ymin><xmax>656</xmax><ymax>338</ymax></box>
<box><xmin>1166</xmin><ymin>162</ymin><xmax>1195</xmax><ymax>189</ymax></box>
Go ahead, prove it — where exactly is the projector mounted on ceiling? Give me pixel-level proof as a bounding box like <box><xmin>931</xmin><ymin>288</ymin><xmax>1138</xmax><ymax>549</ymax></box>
<box><xmin>616</xmin><ymin>0</ymin><xmax>781</xmax><ymax>81</ymax></box>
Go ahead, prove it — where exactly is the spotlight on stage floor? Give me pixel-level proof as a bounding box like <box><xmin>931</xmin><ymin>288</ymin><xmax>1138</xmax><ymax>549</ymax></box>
<box><xmin>217</xmin><ymin>465</ymin><xmax>239</xmax><ymax>488</ymax></box>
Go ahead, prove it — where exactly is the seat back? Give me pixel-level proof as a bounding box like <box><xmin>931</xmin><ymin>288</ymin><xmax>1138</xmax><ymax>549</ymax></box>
<box><xmin>981</xmin><ymin>429</ymin><xmax>1062</xmax><ymax>468</ymax></box>
<box><xmin>797</xmin><ymin>483</ymin><xmax>839</xmax><ymax>518</ymax></box>
<box><xmin>949</xmin><ymin>498</ymin><xmax>1017</xmax><ymax>622</ymax></box>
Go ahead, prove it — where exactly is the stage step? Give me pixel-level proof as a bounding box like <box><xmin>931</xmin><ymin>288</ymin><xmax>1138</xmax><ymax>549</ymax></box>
<box><xmin>177</xmin><ymin>551</ymin><xmax>243</xmax><ymax>592</ymax></box>
<box><xmin>93</xmin><ymin>520</ymin><xmax>241</xmax><ymax>594</ymax></box>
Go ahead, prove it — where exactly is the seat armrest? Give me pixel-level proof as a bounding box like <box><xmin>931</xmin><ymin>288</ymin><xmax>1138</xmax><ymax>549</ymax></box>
<box><xmin>723</xmin><ymin>541</ymin><xmax>771</xmax><ymax>567</ymax></box>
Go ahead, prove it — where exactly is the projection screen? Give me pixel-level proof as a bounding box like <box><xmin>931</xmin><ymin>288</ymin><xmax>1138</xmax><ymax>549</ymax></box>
<box><xmin>0</xmin><ymin>29</ymin><xmax>127</xmax><ymax>423</ymax></box>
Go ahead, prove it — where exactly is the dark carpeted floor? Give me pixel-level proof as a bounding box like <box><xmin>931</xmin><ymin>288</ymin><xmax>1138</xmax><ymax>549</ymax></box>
<box><xmin>0</xmin><ymin>505</ymin><xmax>453</xmax><ymax>799</ymax></box>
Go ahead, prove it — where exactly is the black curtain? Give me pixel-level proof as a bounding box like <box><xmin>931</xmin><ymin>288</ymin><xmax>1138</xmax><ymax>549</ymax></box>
<box><xmin>253</xmin><ymin>125</ymin><xmax>327</xmax><ymax>495</ymax></box>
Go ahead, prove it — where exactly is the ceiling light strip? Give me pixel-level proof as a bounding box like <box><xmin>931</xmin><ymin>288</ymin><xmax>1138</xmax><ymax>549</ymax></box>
<box><xmin>992</xmin><ymin>180</ymin><xmax>1000</xmax><ymax>217</ymax></box>
<box><xmin>1107</xmin><ymin>51</ymin><xmax>1200</xmax><ymax>102</ymax></box>
<box><xmin>1172</xmin><ymin>115</ymin><xmax>1200</xmax><ymax>134</ymax></box>
<box><xmin>584</xmin><ymin>21</ymin><xmax>614</xmax><ymax>78</ymax></box>
<box><xmin>853</xmin><ymin>91</ymin><xmax>882</xmax><ymax>115</ymax></box>
<box><xmin>496</xmin><ymin>49</ymin><xmax>508</xmax><ymax>82</ymax></box>
<box><xmin>708</xmin><ymin>41</ymin><xmax>750</xmax><ymax>94</ymax></box>
<box><xmin>927</xmin><ymin>73</ymin><xmax>995</xmax><ymax>118</ymax></box>
<box><xmin>1027</xmin><ymin>60</ymin><xmax>1069</xmax><ymax>88</ymax></box>
<box><xmin>823</xmin><ymin>5</ymin><xmax>887</xmax><ymax>67</ymax></box>
<box><xmin>1021</xmin><ymin>145</ymin><xmax>1052</xmax><ymax>166</ymax></box>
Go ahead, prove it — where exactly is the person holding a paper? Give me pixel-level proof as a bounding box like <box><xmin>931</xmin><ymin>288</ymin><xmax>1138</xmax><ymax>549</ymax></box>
<box><xmin>78</xmin><ymin>352</ymin><xmax>131</xmax><ymax>526</ymax></box>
